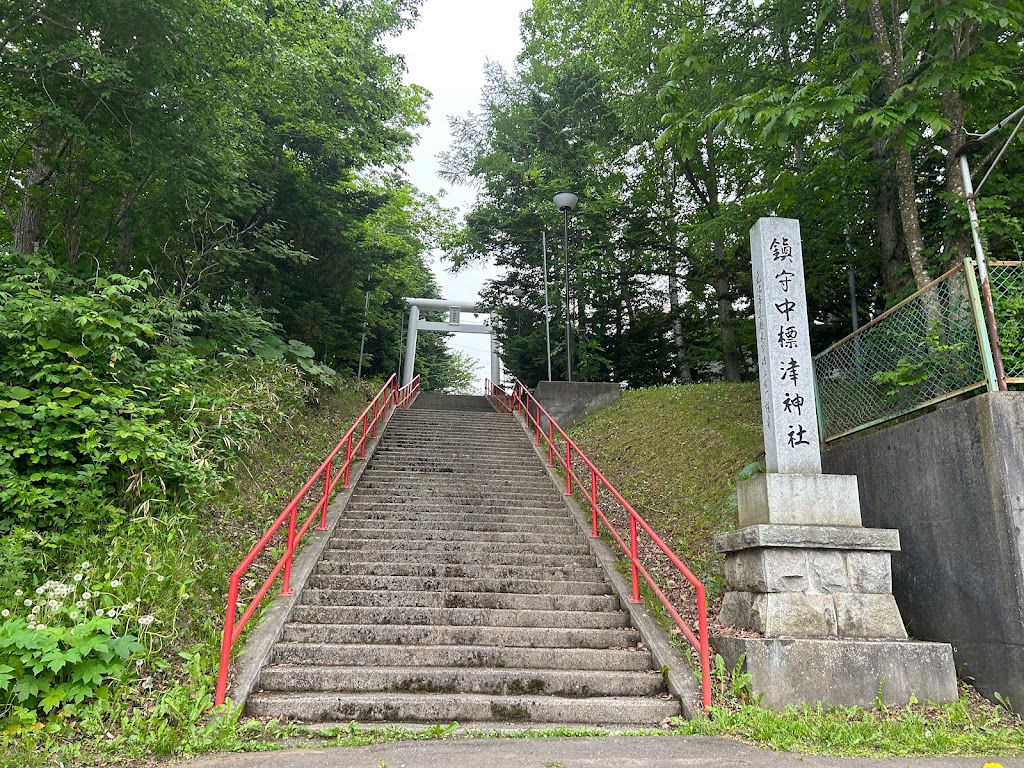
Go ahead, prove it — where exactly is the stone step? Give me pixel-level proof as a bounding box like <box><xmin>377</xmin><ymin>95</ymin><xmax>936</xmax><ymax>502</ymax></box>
<box><xmin>408</xmin><ymin>395</ymin><xmax>496</xmax><ymax>411</ymax></box>
<box><xmin>315</xmin><ymin>550</ymin><xmax>596</xmax><ymax>569</ymax></box>
<box><xmin>323</xmin><ymin>539</ymin><xmax>591</xmax><ymax>557</ymax></box>
<box><xmin>245</xmin><ymin>691</ymin><xmax>678</xmax><ymax>725</ymax></box>
<box><xmin>336</xmin><ymin>521</ymin><xmax>576</xmax><ymax>535</ymax></box>
<box><xmin>257</xmin><ymin>666</ymin><xmax>663</xmax><ymax>698</ymax></box>
<box><xmin>310</xmin><ymin>562</ymin><xmax>603</xmax><ymax>581</ymax></box>
<box><xmin>371</xmin><ymin>451</ymin><xmax>542</xmax><ymax>462</ymax></box>
<box><xmin>337</xmin><ymin>514</ymin><xmax>577</xmax><ymax>532</ymax></box>
<box><xmin>374</xmin><ymin>444</ymin><xmax>536</xmax><ymax>454</ymax></box>
<box><xmin>327</xmin><ymin>528</ymin><xmax>583</xmax><ymax>545</ymax></box>
<box><xmin>296</xmin><ymin>589</ymin><xmax>618</xmax><ymax>612</ymax></box>
<box><xmin>289</xmin><ymin>604</ymin><xmax>629</xmax><ymax>629</ymax></box>
<box><xmin>350</xmin><ymin>486</ymin><xmax>560</xmax><ymax>501</ymax></box>
<box><xmin>360</xmin><ymin>469</ymin><xmax>551</xmax><ymax>482</ymax></box>
<box><xmin>378</xmin><ymin>439</ymin><xmax>533</xmax><ymax>450</ymax></box>
<box><xmin>280</xmin><ymin>623</ymin><xmax>641</xmax><ymax>649</ymax></box>
<box><xmin>306</xmin><ymin>574</ymin><xmax>611</xmax><ymax>596</ymax></box>
<box><xmin>270</xmin><ymin>642</ymin><xmax>651</xmax><ymax>671</ymax></box>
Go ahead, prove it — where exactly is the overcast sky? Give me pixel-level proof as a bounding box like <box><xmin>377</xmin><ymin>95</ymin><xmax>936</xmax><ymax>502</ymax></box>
<box><xmin>388</xmin><ymin>0</ymin><xmax>533</xmax><ymax>389</ymax></box>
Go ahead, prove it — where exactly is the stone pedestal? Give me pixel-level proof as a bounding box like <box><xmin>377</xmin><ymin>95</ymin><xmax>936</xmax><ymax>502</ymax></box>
<box><xmin>713</xmin><ymin>636</ymin><xmax>958</xmax><ymax>710</ymax></box>
<box><xmin>714</xmin><ymin>473</ymin><xmax>958</xmax><ymax>709</ymax></box>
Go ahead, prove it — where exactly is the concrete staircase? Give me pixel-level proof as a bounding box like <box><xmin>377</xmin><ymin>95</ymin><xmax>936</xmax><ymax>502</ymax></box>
<box><xmin>245</xmin><ymin>394</ymin><xmax>679</xmax><ymax>726</ymax></box>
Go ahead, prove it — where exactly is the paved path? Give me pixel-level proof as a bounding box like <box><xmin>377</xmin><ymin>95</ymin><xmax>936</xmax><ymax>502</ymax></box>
<box><xmin>175</xmin><ymin>735</ymin><xmax>1020</xmax><ymax>768</ymax></box>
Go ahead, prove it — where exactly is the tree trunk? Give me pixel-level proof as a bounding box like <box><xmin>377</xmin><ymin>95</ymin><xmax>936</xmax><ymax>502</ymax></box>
<box><xmin>941</xmin><ymin>22</ymin><xmax>972</xmax><ymax>265</ymax></box>
<box><xmin>876</xmin><ymin>162</ymin><xmax>909</xmax><ymax>300</ymax></box>
<box><xmin>668</xmin><ymin>271</ymin><xmax>692</xmax><ymax>384</ymax></box>
<box><xmin>13</xmin><ymin>145</ymin><xmax>49</xmax><ymax>253</ymax></box>
<box><xmin>715</xmin><ymin>271</ymin><xmax>742</xmax><ymax>382</ymax></box>
<box><xmin>892</xmin><ymin>144</ymin><xmax>932</xmax><ymax>289</ymax></box>
<box><xmin>866</xmin><ymin>0</ymin><xmax>932</xmax><ymax>290</ymax></box>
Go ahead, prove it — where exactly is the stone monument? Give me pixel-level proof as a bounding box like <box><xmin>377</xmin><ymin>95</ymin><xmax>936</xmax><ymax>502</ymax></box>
<box><xmin>712</xmin><ymin>217</ymin><xmax>958</xmax><ymax>709</ymax></box>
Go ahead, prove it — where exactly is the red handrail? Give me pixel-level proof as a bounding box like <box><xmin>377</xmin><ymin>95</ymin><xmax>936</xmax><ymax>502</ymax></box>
<box><xmin>489</xmin><ymin>379</ymin><xmax>712</xmax><ymax>710</ymax></box>
<box><xmin>215</xmin><ymin>373</ymin><xmax>421</xmax><ymax>706</ymax></box>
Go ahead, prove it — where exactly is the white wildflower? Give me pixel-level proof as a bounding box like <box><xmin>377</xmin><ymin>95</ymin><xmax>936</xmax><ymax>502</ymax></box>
<box><xmin>110</xmin><ymin>579</ymin><xmax>121</xmax><ymax>588</ymax></box>
<box><xmin>1</xmin><ymin>609</ymin><xmax>8</xmax><ymax>618</ymax></box>
<box><xmin>83</xmin><ymin>592</ymin><xmax>92</xmax><ymax>600</ymax></box>
<box><xmin>23</xmin><ymin>599</ymin><xmax>32</xmax><ymax>607</ymax></box>
<box><xmin>135</xmin><ymin>597</ymin><xmax>142</xmax><ymax>604</ymax></box>
<box><xmin>181</xmin><ymin>594</ymin><xmax>189</xmax><ymax>600</ymax></box>
<box><xmin>14</xmin><ymin>589</ymin><xmax>22</xmax><ymax>597</ymax></box>
<box><xmin>34</xmin><ymin>623</ymin><xmax>45</xmax><ymax>630</ymax></box>
<box><xmin>74</xmin><ymin>573</ymin><xmax>83</xmax><ymax>582</ymax></box>
<box><xmin>156</xmin><ymin>575</ymin><xmax>164</xmax><ymax>582</ymax></box>
<box><xmin>138</xmin><ymin>615</ymin><xmax>155</xmax><ymax>627</ymax></box>
<box><xmin>81</xmin><ymin>562</ymin><xmax>91</xmax><ymax>570</ymax></box>
<box><xmin>35</xmin><ymin>587</ymin><xmax>44</xmax><ymax>595</ymax></box>
<box><xmin>95</xmin><ymin>609</ymin><xmax>105</xmax><ymax>617</ymax></box>
<box><xmin>75</xmin><ymin>600</ymin><xmax>85</xmax><ymax>608</ymax></box>
<box><xmin>69</xmin><ymin>610</ymin><xmax>80</xmax><ymax>620</ymax></box>
<box><xmin>31</xmin><ymin>605</ymin><xmax>39</xmax><ymax>614</ymax></box>
<box><xmin>48</xmin><ymin>600</ymin><xmax>58</xmax><ymax>609</ymax></box>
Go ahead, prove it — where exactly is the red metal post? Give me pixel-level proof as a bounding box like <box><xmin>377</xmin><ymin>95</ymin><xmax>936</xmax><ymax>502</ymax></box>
<box><xmin>535</xmin><ymin>404</ymin><xmax>542</xmax><ymax>445</ymax></box>
<box><xmin>372</xmin><ymin>399</ymin><xmax>380</xmax><ymax>437</ymax></box>
<box><xmin>281</xmin><ymin>502</ymin><xmax>298</xmax><ymax>595</ymax></box>
<box><xmin>547</xmin><ymin>422</ymin><xmax>554</xmax><ymax>466</ymax></box>
<box><xmin>564</xmin><ymin>443</ymin><xmax>572</xmax><ymax>496</ymax></box>
<box><xmin>696</xmin><ymin>583</ymin><xmax>712</xmax><ymax>709</ymax></box>
<box><xmin>360</xmin><ymin>414</ymin><xmax>368</xmax><ymax>458</ymax></box>
<box><xmin>215</xmin><ymin>577</ymin><xmax>239</xmax><ymax>705</ymax></box>
<box><xmin>318</xmin><ymin>459</ymin><xmax>332</xmax><ymax>530</ymax></box>
<box><xmin>629</xmin><ymin>513</ymin><xmax>641</xmax><ymax>603</ymax></box>
<box><xmin>343</xmin><ymin>435</ymin><xmax>353</xmax><ymax>488</ymax></box>
<box><xmin>589</xmin><ymin>467</ymin><xmax>599</xmax><ymax>538</ymax></box>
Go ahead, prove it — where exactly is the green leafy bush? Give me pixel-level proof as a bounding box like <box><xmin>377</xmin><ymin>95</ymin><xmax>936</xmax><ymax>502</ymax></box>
<box><xmin>0</xmin><ymin>569</ymin><xmax>146</xmax><ymax>726</ymax></box>
<box><xmin>0</xmin><ymin>251</ymin><xmax>313</xmax><ymax>532</ymax></box>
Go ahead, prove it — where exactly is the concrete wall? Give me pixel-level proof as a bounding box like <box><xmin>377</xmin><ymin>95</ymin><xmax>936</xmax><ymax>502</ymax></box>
<box><xmin>821</xmin><ymin>392</ymin><xmax>1024</xmax><ymax>707</ymax></box>
<box><xmin>534</xmin><ymin>382</ymin><xmax>622</xmax><ymax>430</ymax></box>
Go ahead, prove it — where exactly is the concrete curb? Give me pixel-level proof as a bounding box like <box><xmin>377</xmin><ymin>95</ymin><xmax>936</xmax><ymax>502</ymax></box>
<box><xmin>518</xmin><ymin>413</ymin><xmax>704</xmax><ymax>719</ymax></box>
<box><xmin>224</xmin><ymin>399</ymin><xmax>410</xmax><ymax>710</ymax></box>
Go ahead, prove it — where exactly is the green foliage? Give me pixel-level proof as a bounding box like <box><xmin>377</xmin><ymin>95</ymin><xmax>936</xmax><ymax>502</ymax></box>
<box><xmin>0</xmin><ymin>252</ymin><xmax>312</xmax><ymax>532</ymax></box>
<box><xmin>0</xmin><ymin>383</ymin><xmax>376</xmax><ymax>763</ymax></box>
<box><xmin>675</xmin><ymin>689</ymin><xmax>1024</xmax><ymax>756</ymax></box>
<box><xmin>0</xmin><ymin>572</ymin><xmax>145</xmax><ymax>725</ymax></box>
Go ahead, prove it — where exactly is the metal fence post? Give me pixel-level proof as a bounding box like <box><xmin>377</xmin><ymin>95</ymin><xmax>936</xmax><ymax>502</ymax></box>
<box><xmin>964</xmin><ymin>259</ymin><xmax>1000</xmax><ymax>393</ymax></box>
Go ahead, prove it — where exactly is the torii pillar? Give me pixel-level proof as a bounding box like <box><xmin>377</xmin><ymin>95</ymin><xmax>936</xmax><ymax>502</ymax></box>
<box><xmin>403</xmin><ymin>298</ymin><xmax>499</xmax><ymax>387</ymax></box>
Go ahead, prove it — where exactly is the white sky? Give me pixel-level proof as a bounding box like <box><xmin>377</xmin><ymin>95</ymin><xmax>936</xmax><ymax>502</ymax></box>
<box><xmin>388</xmin><ymin>0</ymin><xmax>533</xmax><ymax>390</ymax></box>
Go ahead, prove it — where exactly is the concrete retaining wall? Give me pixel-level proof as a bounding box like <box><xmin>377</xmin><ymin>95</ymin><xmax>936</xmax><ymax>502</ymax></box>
<box><xmin>534</xmin><ymin>381</ymin><xmax>622</xmax><ymax>430</ymax></box>
<box><xmin>821</xmin><ymin>392</ymin><xmax>1024</xmax><ymax>707</ymax></box>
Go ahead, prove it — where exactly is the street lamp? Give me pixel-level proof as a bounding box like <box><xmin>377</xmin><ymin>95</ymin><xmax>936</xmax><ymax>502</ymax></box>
<box><xmin>553</xmin><ymin>191</ymin><xmax>578</xmax><ymax>382</ymax></box>
<box><xmin>955</xmin><ymin>103</ymin><xmax>1024</xmax><ymax>393</ymax></box>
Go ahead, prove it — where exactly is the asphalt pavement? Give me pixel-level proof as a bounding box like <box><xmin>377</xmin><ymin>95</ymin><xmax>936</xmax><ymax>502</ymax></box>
<box><xmin>174</xmin><ymin>735</ymin><xmax>1022</xmax><ymax>768</ymax></box>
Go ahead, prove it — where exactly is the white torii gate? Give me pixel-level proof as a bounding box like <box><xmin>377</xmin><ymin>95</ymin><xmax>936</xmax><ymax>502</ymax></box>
<box><xmin>402</xmin><ymin>298</ymin><xmax>500</xmax><ymax>388</ymax></box>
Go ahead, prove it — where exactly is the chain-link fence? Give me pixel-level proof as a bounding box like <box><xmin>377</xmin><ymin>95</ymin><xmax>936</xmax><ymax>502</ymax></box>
<box><xmin>814</xmin><ymin>262</ymin><xmax>991</xmax><ymax>441</ymax></box>
<box><xmin>989</xmin><ymin>261</ymin><xmax>1024</xmax><ymax>384</ymax></box>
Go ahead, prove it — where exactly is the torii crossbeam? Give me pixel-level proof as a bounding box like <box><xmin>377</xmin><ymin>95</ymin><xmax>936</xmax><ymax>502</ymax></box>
<box><xmin>402</xmin><ymin>298</ymin><xmax>500</xmax><ymax>388</ymax></box>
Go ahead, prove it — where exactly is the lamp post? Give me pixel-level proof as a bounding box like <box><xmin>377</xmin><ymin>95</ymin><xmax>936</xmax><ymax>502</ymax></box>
<box><xmin>356</xmin><ymin>271</ymin><xmax>371</xmax><ymax>386</ymax></box>
<box><xmin>541</xmin><ymin>232</ymin><xmax>552</xmax><ymax>381</ymax></box>
<box><xmin>553</xmin><ymin>191</ymin><xmax>578</xmax><ymax>382</ymax></box>
<box><xmin>955</xmin><ymin>103</ymin><xmax>1024</xmax><ymax>393</ymax></box>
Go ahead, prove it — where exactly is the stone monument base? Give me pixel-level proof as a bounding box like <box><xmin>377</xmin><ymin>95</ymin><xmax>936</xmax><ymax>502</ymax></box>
<box><xmin>713</xmin><ymin>635</ymin><xmax>958</xmax><ymax>710</ymax></box>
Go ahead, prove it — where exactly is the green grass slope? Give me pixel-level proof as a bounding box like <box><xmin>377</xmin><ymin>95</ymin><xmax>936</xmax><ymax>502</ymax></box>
<box><xmin>568</xmin><ymin>383</ymin><xmax>763</xmax><ymax>595</ymax></box>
